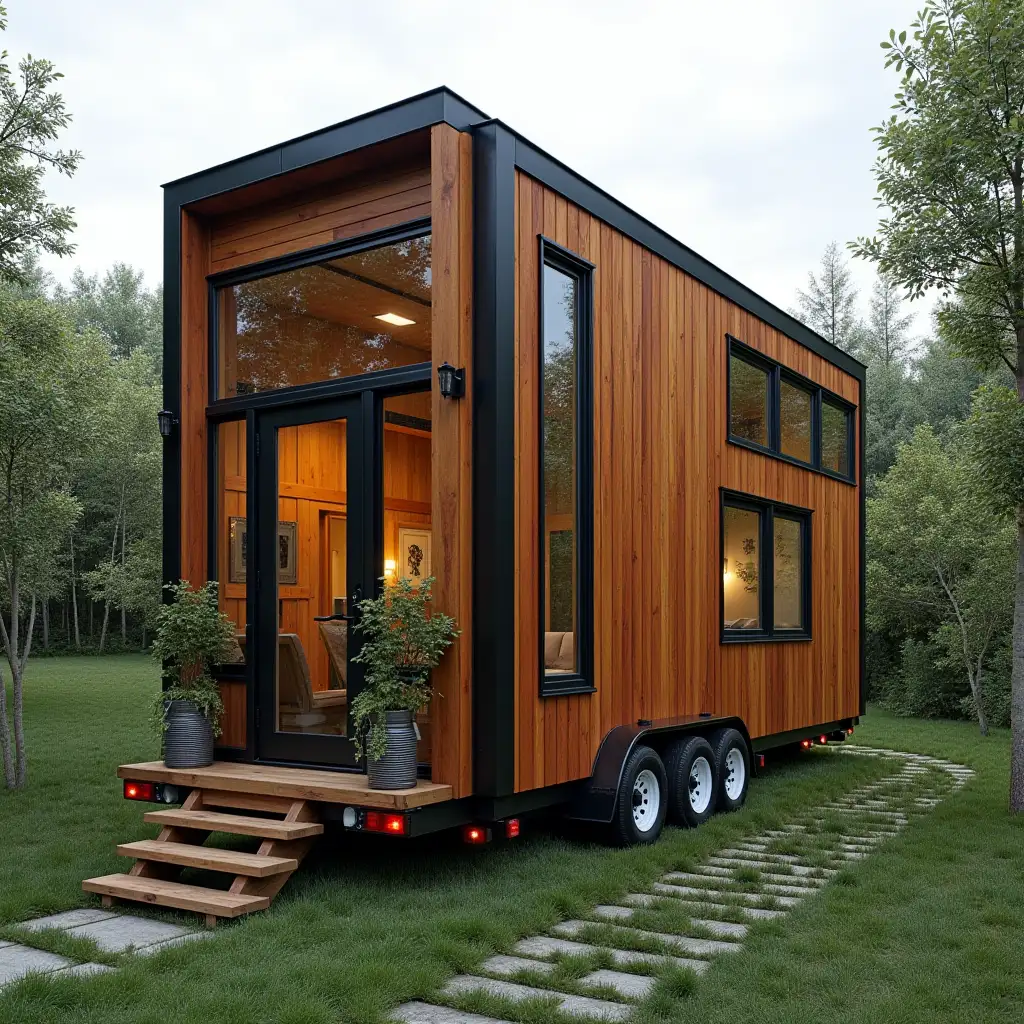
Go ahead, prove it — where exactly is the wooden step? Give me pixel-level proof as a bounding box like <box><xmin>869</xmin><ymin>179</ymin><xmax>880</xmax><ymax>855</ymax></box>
<box><xmin>83</xmin><ymin>873</ymin><xmax>270</xmax><ymax>918</ymax></box>
<box><xmin>144</xmin><ymin>808</ymin><xmax>324</xmax><ymax>840</ymax></box>
<box><xmin>118</xmin><ymin>840</ymin><xmax>298</xmax><ymax>877</ymax></box>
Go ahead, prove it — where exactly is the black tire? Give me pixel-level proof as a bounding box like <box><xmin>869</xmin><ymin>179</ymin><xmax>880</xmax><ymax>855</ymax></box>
<box><xmin>709</xmin><ymin>727</ymin><xmax>750</xmax><ymax>812</ymax></box>
<box><xmin>664</xmin><ymin>735</ymin><xmax>718</xmax><ymax>827</ymax></box>
<box><xmin>610</xmin><ymin>744</ymin><xmax>668</xmax><ymax>846</ymax></box>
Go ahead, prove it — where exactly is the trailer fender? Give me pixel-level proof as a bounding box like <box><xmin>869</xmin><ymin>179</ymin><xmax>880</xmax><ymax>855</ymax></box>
<box><xmin>566</xmin><ymin>714</ymin><xmax>751</xmax><ymax>824</ymax></box>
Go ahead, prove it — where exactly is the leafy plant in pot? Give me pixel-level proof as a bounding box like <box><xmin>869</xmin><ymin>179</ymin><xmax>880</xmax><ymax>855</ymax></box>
<box><xmin>150</xmin><ymin>580</ymin><xmax>236</xmax><ymax>768</ymax></box>
<box><xmin>350</xmin><ymin>575</ymin><xmax>459</xmax><ymax>790</ymax></box>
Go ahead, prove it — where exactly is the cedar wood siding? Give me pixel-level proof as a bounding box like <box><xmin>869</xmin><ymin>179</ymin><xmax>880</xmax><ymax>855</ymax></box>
<box><xmin>513</xmin><ymin>171</ymin><xmax>861</xmax><ymax>793</ymax></box>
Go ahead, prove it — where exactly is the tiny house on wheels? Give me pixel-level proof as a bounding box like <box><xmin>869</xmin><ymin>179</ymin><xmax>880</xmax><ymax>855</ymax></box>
<box><xmin>84</xmin><ymin>88</ymin><xmax>865</xmax><ymax>925</ymax></box>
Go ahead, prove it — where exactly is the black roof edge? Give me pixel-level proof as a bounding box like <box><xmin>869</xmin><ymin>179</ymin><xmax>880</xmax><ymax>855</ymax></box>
<box><xmin>472</xmin><ymin>117</ymin><xmax>866</xmax><ymax>381</ymax></box>
<box><xmin>162</xmin><ymin>85</ymin><xmax>488</xmax><ymax>206</ymax></box>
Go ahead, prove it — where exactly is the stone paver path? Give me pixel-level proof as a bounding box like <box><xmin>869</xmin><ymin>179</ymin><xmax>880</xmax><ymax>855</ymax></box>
<box><xmin>0</xmin><ymin>907</ymin><xmax>207</xmax><ymax>990</ymax></box>
<box><xmin>391</xmin><ymin>744</ymin><xmax>973</xmax><ymax>1023</ymax></box>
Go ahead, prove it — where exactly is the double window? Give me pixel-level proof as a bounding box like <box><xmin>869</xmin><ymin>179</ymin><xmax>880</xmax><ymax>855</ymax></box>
<box><xmin>721</xmin><ymin>491</ymin><xmax>811</xmax><ymax>642</ymax></box>
<box><xmin>727</xmin><ymin>336</ymin><xmax>855</xmax><ymax>481</ymax></box>
<box><xmin>539</xmin><ymin>238</ymin><xmax>594</xmax><ymax>697</ymax></box>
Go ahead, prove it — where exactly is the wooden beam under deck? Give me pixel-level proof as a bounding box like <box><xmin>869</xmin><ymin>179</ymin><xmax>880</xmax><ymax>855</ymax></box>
<box><xmin>117</xmin><ymin>761</ymin><xmax>453</xmax><ymax>809</ymax></box>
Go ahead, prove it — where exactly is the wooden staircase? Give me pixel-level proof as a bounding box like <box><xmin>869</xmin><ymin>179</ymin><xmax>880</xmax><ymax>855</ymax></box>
<box><xmin>83</xmin><ymin>789</ymin><xmax>324</xmax><ymax>926</ymax></box>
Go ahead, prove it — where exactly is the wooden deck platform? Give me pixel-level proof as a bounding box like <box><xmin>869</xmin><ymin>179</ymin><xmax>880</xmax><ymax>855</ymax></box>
<box><xmin>117</xmin><ymin>761</ymin><xmax>453</xmax><ymax>809</ymax></box>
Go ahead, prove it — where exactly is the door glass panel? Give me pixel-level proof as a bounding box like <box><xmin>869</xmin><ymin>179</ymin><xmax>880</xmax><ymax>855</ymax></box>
<box><xmin>215</xmin><ymin>419</ymin><xmax>248</xmax><ymax>663</ymax></box>
<box><xmin>217</xmin><ymin>234</ymin><xmax>432</xmax><ymax>398</ymax></box>
<box><xmin>275</xmin><ymin>417</ymin><xmax>350</xmax><ymax>735</ymax></box>
<box><xmin>382</xmin><ymin>392</ymin><xmax>433</xmax><ymax>765</ymax></box>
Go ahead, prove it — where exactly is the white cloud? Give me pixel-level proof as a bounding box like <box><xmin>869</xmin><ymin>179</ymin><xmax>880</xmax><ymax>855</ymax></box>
<box><xmin>11</xmin><ymin>0</ymin><xmax>931</xmax><ymax>329</ymax></box>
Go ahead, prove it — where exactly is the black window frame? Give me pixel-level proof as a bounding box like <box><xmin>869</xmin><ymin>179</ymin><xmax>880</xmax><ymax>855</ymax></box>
<box><xmin>720</xmin><ymin>489</ymin><xmax>812</xmax><ymax>643</ymax></box>
<box><xmin>726</xmin><ymin>335</ymin><xmax>855</xmax><ymax>484</ymax></box>
<box><xmin>538</xmin><ymin>236</ymin><xmax>595</xmax><ymax>698</ymax></box>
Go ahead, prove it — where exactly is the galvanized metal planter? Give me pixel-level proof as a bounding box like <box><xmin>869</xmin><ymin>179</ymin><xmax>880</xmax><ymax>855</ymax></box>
<box><xmin>367</xmin><ymin>710</ymin><xmax>418</xmax><ymax>790</ymax></box>
<box><xmin>163</xmin><ymin>699</ymin><xmax>214</xmax><ymax>768</ymax></box>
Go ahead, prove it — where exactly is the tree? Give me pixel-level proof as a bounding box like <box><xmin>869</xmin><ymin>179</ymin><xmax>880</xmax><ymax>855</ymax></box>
<box><xmin>852</xmin><ymin>0</ymin><xmax>1024</xmax><ymax>807</ymax></box>
<box><xmin>863</xmin><ymin>274</ymin><xmax>915</xmax><ymax>367</ymax></box>
<box><xmin>794</xmin><ymin>241</ymin><xmax>863</xmax><ymax>354</ymax></box>
<box><xmin>0</xmin><ymin>5</ymin><xmax>80</xmax><ymax>285</ymax></box>
<box><xmin>55</xmin><ymin>264</ymin><xmax>162</xmax><ymax>368</ymax></box>
<box><xmin>0</xmin><ymin>294</ymin><xmax>107</xmax><ymax>787</ymax></box>
<box><xmin>868</xmin><ymin>426</ymin><xmax>1014</xmax><ymax>736</ymax></box>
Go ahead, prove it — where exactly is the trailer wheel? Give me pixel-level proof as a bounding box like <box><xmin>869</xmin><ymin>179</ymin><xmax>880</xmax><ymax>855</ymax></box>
<box><xmin>611</xmin><ymin>744</ymin><xmax>668</xmax><ymax>846</ymax></box>
<box><xmin>664</xmin><ymin>735</ymin><xmax>718</xmax><ymax>827</ymax></box>
<box><xmin>709</xmin><ymin>727</ymin><xmax>750</xmax><ymax>812</ymax></box>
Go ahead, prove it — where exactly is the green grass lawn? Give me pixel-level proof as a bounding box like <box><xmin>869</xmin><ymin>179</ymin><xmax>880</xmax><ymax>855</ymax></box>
<box><xmin>2</xmin><ymin>656</ymin><xmax>1023</xmax><ymax>1023</ymax></box>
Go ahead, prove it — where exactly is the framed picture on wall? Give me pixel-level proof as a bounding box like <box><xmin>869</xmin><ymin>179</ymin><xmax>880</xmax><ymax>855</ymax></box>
<box><xmin>278</xmin><ymin>521</ymin><xmax>298</xmax><ymax>585</ymax></box>
<box><xmin>228</xmin><ymin>517</ymin><xmax>247</xmax><ymax>583</ymax></box>
<box><xmin>226</xmin><ymin>518</ymin><xmax>298</xmax><ymax>585</ymax></box>
<box><xmin>397</xmin><ymin>527</ymin><xmax>431</xmax><ymax>585</ymax></box>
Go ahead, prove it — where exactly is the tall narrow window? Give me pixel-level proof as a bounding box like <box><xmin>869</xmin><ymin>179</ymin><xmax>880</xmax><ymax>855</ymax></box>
<box><xmin>539</xmin><ymin>239</ymin><xmax>593</xmax><ymax>696</ymax></box>
<box><xmin>721</xmin><ymin>491</ymin><xmax>811</xmax><ymax>641</ymax></box>
<box><xmin>729</xmin><ymin>353</ymin><xmax>770</xmax><ymax>448</ymax></box>
<box><xmin>779</xmin><ymin>377</ymin><xmax>813</xmax><ymax>464</ymax></box>
<box><xmin>820</xmin><ymin>397</ymin><xmax>852</xmax><ymax>478</ymax></box>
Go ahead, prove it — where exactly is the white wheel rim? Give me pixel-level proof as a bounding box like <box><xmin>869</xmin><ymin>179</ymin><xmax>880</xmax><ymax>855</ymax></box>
<box><xmin>632</xmin><ymin>769</ymin><xmax>661</xmax><ymax>832</ymax></box>
<box><xmin>724</xmin><ymin>746</ymin><xmax>746</xmax><ymax>801</ymax></box>
<box><xmin>689</xmin><ymin>756</ymin><xmax>713</xmax><ymax>814</ymax></box>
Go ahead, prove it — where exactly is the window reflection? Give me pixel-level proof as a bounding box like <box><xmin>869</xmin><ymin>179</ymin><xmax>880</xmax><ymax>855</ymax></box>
<box><xmin>821</xmin><ymin>399</ymin><xmax>851</xmax><ymax>476</ymax></box>
<box><xmin>780</xmin><ymin>378</ymin><xmax>812</xmax><ymax>463</ymax></box>
<box><xmin>773</xmin><ymin>517</ymin><xmax>803</xmax><ymax>629</ymax></box>
<box><xmin>729</xmin><ymin>355</ymin><xmax>768</xmax><ymax>447</ymax></box>
<box><xmin>722</xmin><ymin>506</ymin><xmax>761</xmax><ymax>630</ymax></box>
<box><xmin>217</xmin><ymin>234</ymin><xmax>431</xmax><ymax>398</ymax></box>
<box><xmin>543</xmin><ymin>264</ymin><xmax>577</xmax><ymax>676</ymax></box>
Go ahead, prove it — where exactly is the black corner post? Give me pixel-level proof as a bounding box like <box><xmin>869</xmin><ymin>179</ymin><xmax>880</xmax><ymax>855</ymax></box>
<box><xmin>471</xmin><ymin>121</ymin><xmax>518</xmax><ymax>798</ymax></box>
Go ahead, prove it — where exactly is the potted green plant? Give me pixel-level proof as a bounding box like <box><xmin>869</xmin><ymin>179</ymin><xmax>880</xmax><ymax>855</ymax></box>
<box><xmin>150</xmin><ymin>580</ymin><xmax>236</xmax><ymax>768</ymax></box>
<box><xmin>351</xmin><ymin>575</ymin><xmax>459</xmax><ymax>790</ymax></box>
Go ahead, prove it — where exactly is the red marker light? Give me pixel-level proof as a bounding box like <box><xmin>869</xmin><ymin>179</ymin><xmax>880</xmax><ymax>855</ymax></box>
<box><xmin>505</xmin><ymin>818</ymin><xmax>521</xmax><ymax>839</ymax></box>
<box><xmin>800</xmin><ymin>739</ymin><xmax>813</xmax><ymax>750</ymax></box>
<box><xmin>846</xmin><ymin>727</ymin><xmax>854</xmax><ymax>736</ymax></box>
<box><xmin>363</xmin><ymin>811</ymin><xmax>407</xmax><ymax>835</ymax></box>
<box><xmin>818</xmin><ymin>735</ymin><xmax>828</xmax><ymax>745</ymax></box>
<box><xmin>123</xmin><ymin>780</ymin><xmax>155</xmax><ymax>801</ymax></box>
<box><xmin>462</xmin><ymin>825</ymin><xmax>491</xmax><ymax>845</ymax></box>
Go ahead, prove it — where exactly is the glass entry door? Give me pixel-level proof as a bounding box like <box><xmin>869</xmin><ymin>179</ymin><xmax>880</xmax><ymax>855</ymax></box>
<box><xmin>252</xmin><ymin>395</ymin><xmax>375</xmax><ymax>766</ymax></box>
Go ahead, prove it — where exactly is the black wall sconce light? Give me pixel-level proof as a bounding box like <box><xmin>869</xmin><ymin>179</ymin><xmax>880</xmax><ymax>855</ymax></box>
<box><xmin>437</xmin><ymin>361</ymin><xmax>465</xmax><ymax>399</ymax></box>
<box><xmin>156</xmin><ymin>409</ymin><xmax>179</xmax><ymax>437</ymax></box>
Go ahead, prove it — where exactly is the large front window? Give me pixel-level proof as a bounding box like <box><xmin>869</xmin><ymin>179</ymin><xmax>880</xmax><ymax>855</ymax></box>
<box><xmin>215</xmin><ymin>232</ymin><xmax>432</xmax><ymax>399</ymax></box>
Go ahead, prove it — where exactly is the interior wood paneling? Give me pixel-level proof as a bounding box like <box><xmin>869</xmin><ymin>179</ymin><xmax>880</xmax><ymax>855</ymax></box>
<box><xmin>428</xmin><ymin>124</ymin><xmax>473</xmax><ymax>798</ymax></box>
<box><xmin>513</xmin><ymin>171</ymin><xmax>862</xmax><ymax>793</ymax></box>
<box><xmin>208</xmin><ymin>162</ymin><xmax>431</xmax><ymax>274</ymax></box>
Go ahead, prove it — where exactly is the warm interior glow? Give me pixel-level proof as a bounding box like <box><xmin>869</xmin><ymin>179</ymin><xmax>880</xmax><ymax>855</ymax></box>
<box><xmin>384</xmin><ymin>558</ymin><xmax>397</xmax><ymax>577</ymax></box>
<box><xmin>375</xmin><ymin>312</ymin><xmax>416</xmax><ymax>326</ymax></box>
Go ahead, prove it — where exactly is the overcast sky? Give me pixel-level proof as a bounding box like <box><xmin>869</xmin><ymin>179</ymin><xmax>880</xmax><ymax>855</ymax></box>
<box><xmin>12</xmin><ymin>0</ymin><xmax>929</xmax><ymax>331</ymax></box>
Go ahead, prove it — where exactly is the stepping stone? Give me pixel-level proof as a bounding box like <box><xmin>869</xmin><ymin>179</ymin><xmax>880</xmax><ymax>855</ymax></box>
<box><xmin>21</xmin><ymin>908</ymin><xmax>118</xmax><ymax>933</ymax></box>
<box><xmin>135</xmin><ymin>931</ymin><xmax>213</xmax><ymax>956</ymax></box>
<box><xmin>65</xmin><ymin>914</ymin><xmax>194</xmax><ymax>953</ymax></box>
<box><xmin>656</xmin><ymin>880</ymin><xmax>800</xmax><ymax>907</ymax></box>
<box><xmin>552</xmin><ymin>921</ymin><xmax>741</xmax><ymax>957</ymax></box>
<box><xmin>593</xmin><ymin>905</ymin><xmax>636</xmax><ymax>921</ymax></box>
<box><xmin>512</xmin><ymin>935</ymin><xmax>709</xmax><ymax>974</ymax></box>
<box><xmin>708</xmin><ymin>858</ymin><xmax>835</xmax><ymax>878</ymax></box>
<box><xmin>480</xmin><ymin>955</ymin><xmax>556</xmax><ymax>978</ymax></box>
<box><xmin>623</xmin><ymin>893</ymin><xmax>785</xmax><ymax>920</ymax></box>
<box><xmin>691</xmin><ymin>918</ymin><xmax>748</xmax><ymax>939</ymax></box>
<box><xmin>440</xmin><ymin>975</ymin><xmax>631</xmax><ymax>1021</ymax></box>
<box><xmin>50</xmin><ymin>962</ymin><xmax>116</xmax><ymax>979</ymax></box>
<box><xmin>762</xmin><ymin>883</ymin><xmax>816</xmax><ymax>898</ymax></box>
<box><xmin>0</xmin><ymin>944</ymin><xmax>74</xmax><ymax>986</ymax></box>
<box><xmin>580</xmin><ymin>969</ymin><xmax>656</xmax><ymax>1000</ymax></box>
<box><xmin>661</xmin><ymin>871</ymin><xmax>751</xmax><ymax>888</ymax></box>
<box><xmin>716</xmin><ymin>849</ymin><xmax>803</xmax><ymax>864</ymax></box>
<box><xmin>391</xmin><ymin>1001</ymin><xmax>509</xmax><ymax>1024</ymax></box>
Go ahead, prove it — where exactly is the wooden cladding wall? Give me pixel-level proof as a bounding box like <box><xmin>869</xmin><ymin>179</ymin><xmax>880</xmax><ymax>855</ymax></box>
<box><xmin>513</xmin><ymin>171</ymin><xmax>862</xmax><ymax>793</ymax></box>
<box><xmin>208</xmin><ymin>160</ymin><xmax>431</xmax><ymax>274</ymax></box>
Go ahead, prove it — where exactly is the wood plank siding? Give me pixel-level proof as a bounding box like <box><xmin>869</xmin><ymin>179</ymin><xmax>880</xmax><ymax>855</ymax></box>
<box><xmin>513</xmin><ymin>171</ymin><xmax>861</xmax><ymax>793</ymax></box>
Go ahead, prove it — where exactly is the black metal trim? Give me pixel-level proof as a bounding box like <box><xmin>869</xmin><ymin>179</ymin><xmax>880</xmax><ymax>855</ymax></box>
<box><xmin>537</xmin><ymin>237</ymin><xmax>595</xmax><ymax>699</ymax></box>
<box><xmin>163</xmin><ymin>87</ymin><xmax>488</xmax><ymax>202</ymax></box>
<box><xmin>471</xmin><ymin>122</ymin><xmax>518</xmax><ymax>798</ymax></box>
<box><xmin>726</xmin><ymin>335</ymin><xmax>857</xmax><ymax>485</ymax></box>
<box><xmin>720</xmin><ymin>488</ymin><xmax>813</xmax><ymax>643</ymax></box>
<box><xmin>858</xmin><ymin>375</ymin><xmax>867</xmax><ymax>716</ymax></box>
